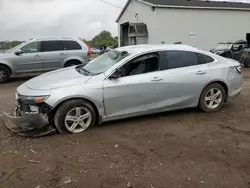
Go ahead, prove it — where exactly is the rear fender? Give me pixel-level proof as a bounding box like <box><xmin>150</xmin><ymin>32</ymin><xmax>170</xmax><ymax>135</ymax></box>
<box><xmin>63</xmin><ymin>56</ymin><xmax>84</xmax><ymax>66</ymax></box>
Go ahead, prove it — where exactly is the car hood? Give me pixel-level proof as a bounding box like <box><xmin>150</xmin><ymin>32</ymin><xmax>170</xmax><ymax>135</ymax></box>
<box><xmin>25</xmin><ymin>67</ymin><xmax>91</xmax><ymax>90</ymax></box>
<box><xmin>0</xmin><ymin>53</ymin><xmax>11</xmax><ymax>59</ymax></box>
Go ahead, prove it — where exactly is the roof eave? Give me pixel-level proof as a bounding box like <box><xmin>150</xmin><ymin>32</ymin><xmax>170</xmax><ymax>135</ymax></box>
<box><xmin>137</xmin><ymin>0</ymin><xmax>250</xmax><ymax>11</ymax></box>
<box><xmin>116</xmin><ymin>0</ymin><xmax>132</xmax><ymax>23</ymax></box>
<box><xmin>116</xmin><ymin>0</ymin><xmax>250</xmax><ymax>23</ymax></box>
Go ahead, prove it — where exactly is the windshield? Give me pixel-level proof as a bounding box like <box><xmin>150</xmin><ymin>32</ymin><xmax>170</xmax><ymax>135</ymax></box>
<box><xmin>6</xmin><ymin>41</ymin><xmax>27</xmax><ymax>53</ymax></box>
<box><xmin>79</xmin><ymin>50</ymin><xmax>129</xmax><ymax>75</ymax></box>
<box><xmin>215</xmin><ymin>43</ymin><xmax>232</xmax><ymax>50</ymax></box>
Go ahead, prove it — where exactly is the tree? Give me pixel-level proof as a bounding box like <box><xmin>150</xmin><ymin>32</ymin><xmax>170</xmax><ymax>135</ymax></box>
<box><xmin>85</xmin><ymin>30</ymin><xmax>118</xmax><ymax>48</ymax></box>
<box><xmin>0</xmin><ymin>40</ymin><xmax>22</xmax><ymax>50</ymax></box>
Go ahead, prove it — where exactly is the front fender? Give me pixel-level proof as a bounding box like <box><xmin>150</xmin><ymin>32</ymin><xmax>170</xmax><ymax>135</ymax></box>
<box><xmin>45</xmin><ymin>84</ymin><xmax>105</xmax><ymax>118</ymax></box>
<box><xmin>0</xmin><ymin>62</ymin><xmax>13</xmax><ymax>73</ymax></box>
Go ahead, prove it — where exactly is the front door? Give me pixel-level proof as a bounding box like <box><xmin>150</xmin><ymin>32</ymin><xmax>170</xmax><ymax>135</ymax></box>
<box><xmin>13</xmin><ymin>41</ymin><xmax>43</xmax><ymax>73</ymax></box>
<box><xmin>41</xmin><ymin>40</ymin><xmax>66</xmax><ymax>71</ymax></box>
<box><xmin>231</xmin><ymin>42</ymin><xmax>247</xmax><ymax>61</ymax></box>
<box><xmin>103</xmin><ymin>52</ymin><xmax>164</xmax><ymax>118</ymax></box>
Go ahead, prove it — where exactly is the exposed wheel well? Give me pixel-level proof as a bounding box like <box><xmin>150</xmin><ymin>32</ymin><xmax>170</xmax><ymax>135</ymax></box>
<box><xmin>215</xmin><ymin>81</ymin><xmax>228</xmax><ymax>95</ymax></box>
<box><xmin>64</xmin><ymin>60</ymin><xmax>82</xmax><ymax>67</ymax></box>
<box><xmin>0</xmin><ymin>63</ymin><xmax>12</xmax><ymax>75</ymax></box>
<box><xmin>51</xmin><ymin>98</ymin><xmax>100</xmax><ymax>124</ymax></box>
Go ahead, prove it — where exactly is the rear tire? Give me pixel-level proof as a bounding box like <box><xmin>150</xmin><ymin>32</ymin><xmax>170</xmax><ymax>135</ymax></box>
<box><xmin>199</xmin><ymin>83</ymin><xmax>226</xmax><ymax>113</ymax></box>
<box><xmin>0</xmin><ymin>65</ymin><xmax>11</xmax><ymax>84</ymax></box>
<box><xmin>54</xmin><ymin>99</ymin><xmax>97</xmax><ymax>134</ymax></box>
<box><xmin>65</xmin><ymin>60</ymin><xmax>81</xmax><ymax>67</ymax></box>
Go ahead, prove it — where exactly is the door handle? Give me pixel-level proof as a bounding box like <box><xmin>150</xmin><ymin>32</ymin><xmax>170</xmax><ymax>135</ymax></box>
<box><xmin>60</xmin><ymin>53</ymin><xmax>65</xmax><ymax>55</ymax></box>
<box><xmin>196</xmin><ymin>70</ymin><xmax>206</xmax><ymax>75</ymax></box>
<box><xmin>151</xmin><ymin>77</ymin><xmax>163</xmax><ymax>82</ymax></box>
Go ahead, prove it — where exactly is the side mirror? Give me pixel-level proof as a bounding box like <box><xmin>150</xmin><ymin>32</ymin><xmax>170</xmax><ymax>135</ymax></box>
<box><xmin>15</xmin><ymin>50</ymin><xmax>23</xmax><ymax>55</ymax></box>
<box><xmin>109</xmin><ymin>73</ymin><xmax>120</xmax><ymax>80</ymax></box>
<box><xmin>109</xmin><ymin>68</ymin><xmax>124</xmax><ymax>80</ymax></box>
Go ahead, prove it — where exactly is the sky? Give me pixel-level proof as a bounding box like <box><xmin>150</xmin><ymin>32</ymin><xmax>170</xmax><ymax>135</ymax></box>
<box><xmin>0</xmin><ymin>0</ymin><xmax>249</xmax><ymax>41</ymax></box>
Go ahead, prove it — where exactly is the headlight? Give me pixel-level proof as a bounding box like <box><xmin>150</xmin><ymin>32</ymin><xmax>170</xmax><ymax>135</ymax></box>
<box><xmin>20</xmin><ymin>95</ymin><xmax>50</xmax><ymax>104</ymax></box>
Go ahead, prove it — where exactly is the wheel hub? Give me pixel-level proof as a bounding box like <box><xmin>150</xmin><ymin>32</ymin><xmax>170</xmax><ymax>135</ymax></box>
<box><xmin>64</xmin><ymin>107</ymin><xmax>92</xmax><ymax>133</ymax></box>
<box><xmin>0</xmin><ymin>69</ymin><xmax>6</xmax><ymax>81</ymax></box>
<box><xmin>205</xmin><ymin>88</ymin><xmax>223</xmax><ymax>109</ymax></box>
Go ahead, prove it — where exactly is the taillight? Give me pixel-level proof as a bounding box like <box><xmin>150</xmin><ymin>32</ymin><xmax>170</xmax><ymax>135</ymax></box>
<box><xmin>81</xmin><ymin>40</ymin><xmax>91</xmax><ymax>56</ymax></box>
<box><xmin>87</xmin><ymin>48</ymin><xmax>91</xmax><ymax>56</ymax></box>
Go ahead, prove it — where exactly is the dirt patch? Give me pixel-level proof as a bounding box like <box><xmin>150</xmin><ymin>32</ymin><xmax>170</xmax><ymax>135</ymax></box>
<box><xmin>0</xmin><ymin>69</ymin><xmax>250</xmax><ymax>188</ymax></box>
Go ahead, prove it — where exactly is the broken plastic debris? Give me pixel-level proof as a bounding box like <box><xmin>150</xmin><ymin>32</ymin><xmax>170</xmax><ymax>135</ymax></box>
<box><xmin>28</xmin><ymin>160</ymin><xmax>41</xmax><ymax>164</ymax></box>
<box><xmin>127</xmin><ymin>182</ymin><xmax>132</xmax><ymax>187</ymax></box>
<box><xmin>64</xmin><ymin>179</ymin><xmax>72</xmax><ymax>184</ymax></box>
<box><xmin>30</xmin><ymin>149</ymin><xmax>37</xmax><ymax>154</ymax></box>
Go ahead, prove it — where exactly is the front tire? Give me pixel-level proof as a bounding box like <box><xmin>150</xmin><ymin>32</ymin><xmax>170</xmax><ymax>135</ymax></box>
<box><xmin>199</xmin><ymin>83</ymin><xmax>226</xmax><ymax>113</ymax></box>
<box><xmin>54</xmin><ymin>99</ymin><xmax>96</xmax><ymax>134</ymax></box>
<box><xmin>0</xmin><ymin>65</ymin><xmax>11</xmax><ymax>84</ymax></box>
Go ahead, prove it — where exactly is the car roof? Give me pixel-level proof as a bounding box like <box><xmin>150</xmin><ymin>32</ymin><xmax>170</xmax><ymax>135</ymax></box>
<box><xmin>30</xmin><ymin>37</ymin><xmax>79</xmax><ymax>41</ymax></box>
<box><xmin>234</xmin><ymin>40</ymin><xmax>247</xmax><ymax>44</ymax></box>
<box><xmin>116</xmin><ymin>44</ymin><xmax>199</xmax><ymax>54</ymax></box>
<box><xmin>219</xmin><ymin>40</ymin><xmax>246</xmax><ymax>44</ymax></box>
<box><xmin>218</xmin><ymin>42</ymin><xmax>233</xmax><ymax>44</ymax></box>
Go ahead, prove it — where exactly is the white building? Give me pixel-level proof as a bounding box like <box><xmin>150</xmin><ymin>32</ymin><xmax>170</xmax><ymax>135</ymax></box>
<box><xmin>116</xmin><ymin>0</ymin><xmax>250</xmax><ymax>50</ymax></box>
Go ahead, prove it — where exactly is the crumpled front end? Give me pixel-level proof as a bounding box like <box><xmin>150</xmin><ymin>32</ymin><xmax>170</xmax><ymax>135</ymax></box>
<box><xmin>2</xmin><ymin>98</ymin><xmax>56</xmax><ymax>137</ymax></box>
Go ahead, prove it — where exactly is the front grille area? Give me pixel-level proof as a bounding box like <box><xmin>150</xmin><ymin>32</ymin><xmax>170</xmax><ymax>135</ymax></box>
<box><xmin>17</xmin><ymin>100</ymin><xmax>31</xmax><ymax>112</ymax></box>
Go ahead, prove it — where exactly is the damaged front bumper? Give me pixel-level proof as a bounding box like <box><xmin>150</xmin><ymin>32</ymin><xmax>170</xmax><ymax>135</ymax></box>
<box><xmin>2</xmin><ymin>105</ymin><xmax>56</xmax><ymax>137</ymax></box>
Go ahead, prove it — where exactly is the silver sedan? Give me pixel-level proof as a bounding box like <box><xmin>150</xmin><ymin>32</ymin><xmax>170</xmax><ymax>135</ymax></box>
<box><xmin>3</xmin><ymin>45</ymin><xmax>243</xmax><ymax>136</ymax></box>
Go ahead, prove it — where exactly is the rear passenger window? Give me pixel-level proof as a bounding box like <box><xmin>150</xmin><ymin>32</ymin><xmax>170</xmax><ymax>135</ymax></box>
<box><xmin>63</xmin><ymin>41</ymin><xmax>82</xmax><ymax>50</ymax></box>
<box><xmin>197</xmin><ymin>53</ymin><xmax>214</xmax><ymax>64</ymax></box>
<box><xmin>166</xmin><ymin>51</ymin><xmax>198</xmax><ymax>69</ymax></box>
<box><xmin>41</xmin><ymin>41</ymin><xmax>64</xmax><ymax>52</ymax></box>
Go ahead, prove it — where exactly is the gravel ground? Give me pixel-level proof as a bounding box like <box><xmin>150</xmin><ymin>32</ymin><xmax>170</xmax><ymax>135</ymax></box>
<box><xmin>0</xmin><ymin>69</ymin><xmax>250</xmax><ymax>188</ymax></box>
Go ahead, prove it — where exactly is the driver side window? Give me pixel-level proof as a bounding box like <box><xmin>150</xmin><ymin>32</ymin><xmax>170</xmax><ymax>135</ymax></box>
<box><xmin>21</xmin><ymin>42</ymin><xmax>41</xmax><ymax>54</ymax></box>
<box><xmin>119</xmin><ymin>53</ymin><xmax>159</xmax><ymax>77</ymax></box>
<box><xmin>232</xmin><ymin>43</ymin><xmax>245</xmax><ymax>52</ymax></box>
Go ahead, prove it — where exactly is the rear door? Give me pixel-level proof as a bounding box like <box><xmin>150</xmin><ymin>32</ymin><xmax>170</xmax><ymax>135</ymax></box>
<box><xmin>63</xmin><ymin>40</ymin><xmax>85</xmax><ymax>63</ymax></box>
<box><xmin>13</xmin><ymin>41</ymin><xmax>43</xmax><ymax>73</ymax></box>
<box><xmin>41</xmin><ymin>40</ymin><xmax>66</xmax><ymax>71</ymax></box>
<box><xmin>155</xmin><ymin>50</ymin><xmax>211</xmax><ymax>109</ymax></box>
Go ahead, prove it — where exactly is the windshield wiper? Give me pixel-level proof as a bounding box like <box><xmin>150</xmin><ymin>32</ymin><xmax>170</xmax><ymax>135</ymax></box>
<box><xmin>75</xmin><ymin>66</ymin><xmax>91</xmax><ymax>75</ymax></box>
<box><xmin>81</xmin><ymin>68</ymin><xmax>91</xmax><ymax>74</ymax></box>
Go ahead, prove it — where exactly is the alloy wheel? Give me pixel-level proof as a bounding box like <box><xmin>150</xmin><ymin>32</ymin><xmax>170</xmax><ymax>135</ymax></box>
<box><xmin>64</xmin><ymin>107</ymin><xmax>92</xmax><ymax>133</ymax></box>
<box><xmin>205</xmin><ymin>88</ymin><xmax>223</xmax><ymax>109</ymax></box>
<box><xmin>0</xmin><ymin>69</ymin><xmax>7</xmax><ymax>82</ymax></box>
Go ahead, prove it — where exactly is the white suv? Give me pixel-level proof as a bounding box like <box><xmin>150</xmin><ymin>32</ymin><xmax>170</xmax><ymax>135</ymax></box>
<box><xmin>0</xmin><ymin>37</ymin><xmax>91</xmax><ymax>83</ymax></box>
